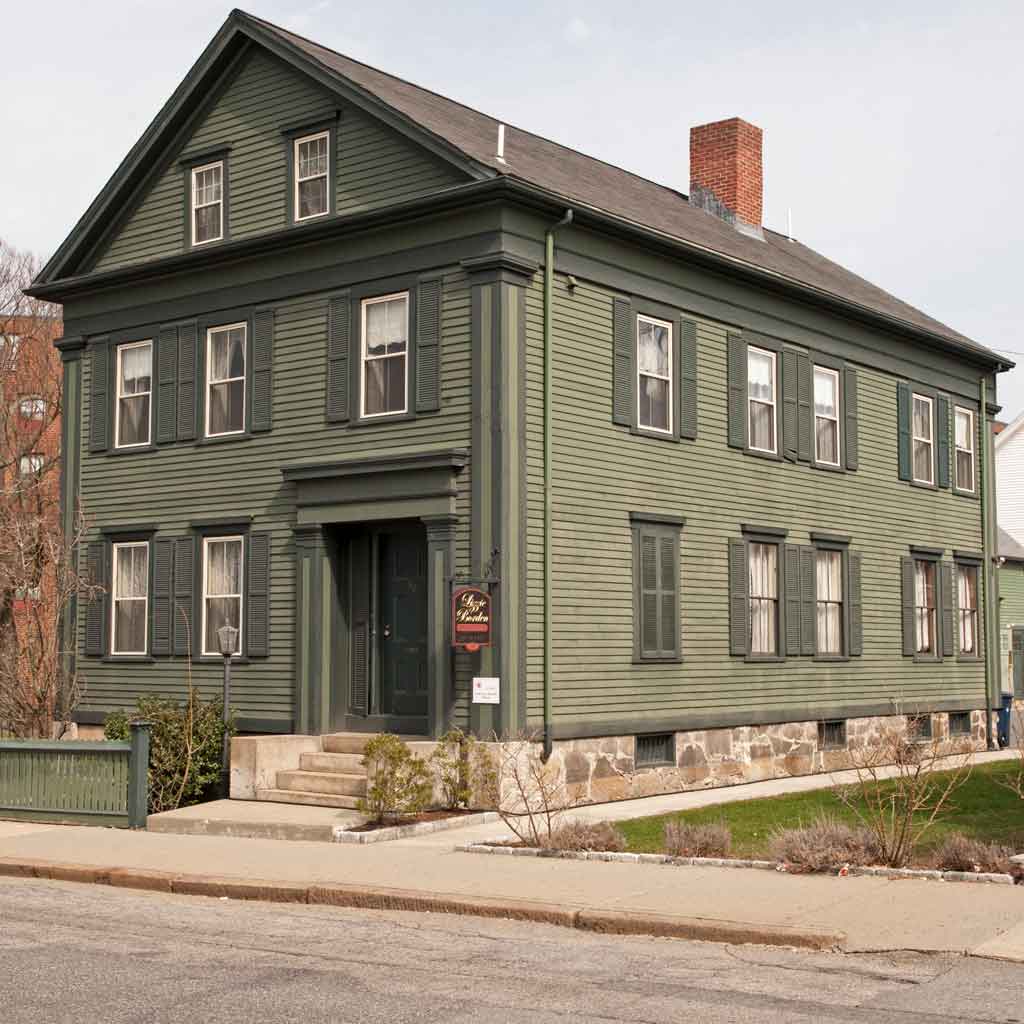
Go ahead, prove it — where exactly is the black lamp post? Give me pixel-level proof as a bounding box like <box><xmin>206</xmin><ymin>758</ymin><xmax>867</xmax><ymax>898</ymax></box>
<box><xmin>216</xmin><ymin>624</ymin><xmax>238</xmax><ymax>799</ymax></box>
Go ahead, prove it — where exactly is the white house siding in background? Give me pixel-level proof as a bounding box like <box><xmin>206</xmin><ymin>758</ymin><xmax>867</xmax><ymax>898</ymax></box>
<box><xmin>997</xmin><ymin>415</ymin><xmax>1024</xmax><ymax>545</ymax></box>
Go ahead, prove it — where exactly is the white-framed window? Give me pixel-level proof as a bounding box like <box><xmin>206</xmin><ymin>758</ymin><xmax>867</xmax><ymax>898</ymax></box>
<box><xmin>360</xmin><ymin>292</ymin><xmax>409</xmax><ymax>418</ymax></box>
<box><xmin>636</xmin><ymin>314</ymin><xmax>673</xmax><ymax>434</ymax></box>
<box><xmin>18</xmin><ymin>396</ymin><xmax>46</xmax><ymax>420</ymax></box>
<box><xmin>18</xmin><ymin>453</ymin><xmax>43</xmax><ymax>477</ymax></box>
<box><xmin>294</xmin><ymin>131</ymin><xmax>330</xmax><ymax>221</ymax></box>
<box><xmin>911</xmin><ymin>393</ymin><xmax>934</xmax><ymax>484</ymax></box>
<box><xmin>191</xmin><ymin>161</ymin><xmax>224</xmax><ymax>245</ymax></box>
<box><xmin>957</xmin><ymin>563</ymin><xmax>979</xmax><ymax>655</ymax></box>
<box><xmin>816</xmin><ymin>549</ymin><xmax>844</xmax><ymax>654</ymax></box>
<box><xmin>115</xmin><ymin>340</ymin><xmax>152</xmax><ymax>448</ymax></box>
<box><xmin>749</xmin><ymin>541</ymin><xmax>778</xmax><ymax>655</ymax></box>
<box><xmin>111</xmin><ymin>541</ymin><xmax>149</xmax><ymax>656</ymax></box>
<box><xmin>205</xmin><ymin>324</ymin><xmax>246</xmax><ymax>437</ymax></box>
<box><xmin>813</xmin><ymin>366</ymin><xmax>841</xmax><ymax>466</ymax></box>
<box><xmin>747</xmin><ymin>346</ymin><xmax>777</xmax><ymax>454</ymax></box>
<box><xmin>0</xmin><ymin>334</ymin><xmax>20</xmax><ymax>362</ymax></box>
<box><xmin>202</xmin><ymin>536</ymin><xmax>244</xmax><ymax>656</ymax></box>
<box><xmin>913</xmin><ymin>558</ymin><xmax>937</xmax><ymax>654</ymax></box>
<box><xmin>954</xmin><ymin>406</ymin><xmax>975</xmax><ymax>492</ymax></box>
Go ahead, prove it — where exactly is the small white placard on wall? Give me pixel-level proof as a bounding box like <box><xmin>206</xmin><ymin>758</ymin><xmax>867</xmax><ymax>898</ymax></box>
<box><xmin>472</xmin><ymin>677</ymin><xmax>500</xmax><ymax>704</ymax></box>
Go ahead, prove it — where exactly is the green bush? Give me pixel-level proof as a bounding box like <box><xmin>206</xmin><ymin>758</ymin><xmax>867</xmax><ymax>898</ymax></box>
<box><xmin>358</xmin><ymin>733</ymin><xmax>433</xmax><ymax>824</ymax></box>
<box><xmin>105</xmin><ymin>688</ymin><xmax>232</xmax><ymax>814</ymax></box>
<box><xmin>429</xmin><ymin>728</ymin><xmax>477</xmax><ymax>809</ymax></box>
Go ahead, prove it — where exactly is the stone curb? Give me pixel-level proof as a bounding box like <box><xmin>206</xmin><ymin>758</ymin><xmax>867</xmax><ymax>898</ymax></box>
<box><xmin>332</xmin><ymin>811</ymin><xmax>501</xmax><ymax>844</ymax></box>
<box><xmin>457</xmin><ymin>842</ymin><xmax>1017</xmax><ymax>885</ymax></box>
<box><xmin>0</xmin><ymin>855</ymin><xmax>844</xmax><ymax>951</ymax></box>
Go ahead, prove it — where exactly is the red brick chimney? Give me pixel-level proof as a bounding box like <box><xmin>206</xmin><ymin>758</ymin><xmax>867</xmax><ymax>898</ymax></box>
<box><xmin>689</xmin><ymin>117</ymin><xmax>763</xmax><ymax>235</ymax></box>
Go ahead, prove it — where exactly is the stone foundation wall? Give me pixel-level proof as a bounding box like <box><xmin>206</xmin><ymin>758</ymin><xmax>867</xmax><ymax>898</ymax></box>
<box><xmin>535</xmin><ymin>710</ymin><xmax>988</xmax><ymax>806</ymax></box>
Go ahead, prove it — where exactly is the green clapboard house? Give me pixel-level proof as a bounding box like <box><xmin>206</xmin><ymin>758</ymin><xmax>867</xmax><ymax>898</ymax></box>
<box><xmin>29</xmin><ymin>10</ymin><xmax>1012</xmax><ymax>802</ymax></box>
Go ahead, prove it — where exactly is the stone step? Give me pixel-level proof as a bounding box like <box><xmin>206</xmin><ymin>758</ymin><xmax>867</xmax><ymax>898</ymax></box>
<box><xmin>321</xmin><ymin>734</ymin><xmax>374</xmax><ymax>755</ymax></box>
<box><xmin>277</xmin><ymin>770</ymin><xmax>367</xmax><ymax>797</ymax></box>
<box><xmin>299</xmin><ymin>751</ymin><xmax>365</xmax><ymax>774</ymax></box>
<box><xmin>256</xmin><ymin>788</ymin><xmax>363</xmax><ymax>810</ymax></box>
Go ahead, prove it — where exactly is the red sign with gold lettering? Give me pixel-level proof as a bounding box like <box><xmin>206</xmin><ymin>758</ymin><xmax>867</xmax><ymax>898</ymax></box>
<box><xmin>451</xmin><ymin>586</ymin><xmax>492</xmax><ymax>650</ymax></box>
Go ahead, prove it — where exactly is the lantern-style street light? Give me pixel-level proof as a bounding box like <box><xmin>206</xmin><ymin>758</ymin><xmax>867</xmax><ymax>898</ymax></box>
<box><xmin>216</xmin><ymin>624</ymin><xmax>239</xmax><ymax>799</ymax></box>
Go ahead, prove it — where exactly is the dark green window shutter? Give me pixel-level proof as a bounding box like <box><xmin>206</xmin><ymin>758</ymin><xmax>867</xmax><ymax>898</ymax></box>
<box><xmin>246</xmin><ymin>532</ymin><xmax>271</xmax><ymax>658</ymax></box>
<box><xmin>151</xmin><ymin>538</ymin><xmax>173</xmax><ymax>657</ymax></box>
<box><xmin>848</xmin><ymin>551</ymin><xmax>863</xmax><ymax>656</ymax></box>
<box><xmin>89</xmin><ymin>343</ymin><xmax>109</xmax><ymax>453</ymax></box>
<box><xmin>844</xmin><ymin>367</ymin><xmax>859</xmax><ymax>471</ymax></box>
<box><xmin>659</xmin><ymin>535</ymin><xmax>679</xmax><ymax>656</ymax></box>
<box><xmin>172</xmin><ymin>536</ymin><xmax>195</xmax><ymax>657</ymax></box>
<box><xmin>326</xmin><ymin>292</ymin><xmax>351</xmax><ymax>423</ymax></box>
<box><xmin>727</xmin><ymin>333</ymin><xmax>747</xmax><ymax>449</ymax></box>
<box><xmin>612</xmin><ymin>297</ymin><xmax>633</xmax><ymax>426</ymax></box>
<box><xmin>678</xmin><ymin>316</ymin><xmax>698</xmax><ymax>440</ymax></box>
<box><xmin>639</xmin><ymin>534</ymin><xmax>659</xmax><ymax>658</ymax></box>
<box><xmin>350</xmin><ymin>534</ymin><xmax>371</xmax><ymax>715</ymax></box>
<box><xmin>635</xmin><ymin>529</ymin><xmax>679</xmax><ymax>660</ymax></box>
<box><xmin>897</xmin><ymin>382</ymin><xmax>912</xmax><ymax>481</ymax></box>
<box><xmin>783</xmin><ymin>544</ymin><xmax>802</xmax><ymax>655</ymax></box>
<box><xmin>251</xmin><ymin>309</ymin><xmax>274</xmax><ymax>433</ymax></box>
<box><xmin>900</xmin><ymin>556</ymin><xmax>916</xmax><ymax>656</ymax></box>
<box><xmin>416</xmin><ymin>278</ymin><xmax>442</xmax><ymax>413</ymax></box>
<box><xmin>728</xmin><ymin>538</ymin><xmax>749</xmax><ymax>655</ymax></box>
<box><xmin>936</xmin><ymin>395</ymin><xmax>951</xmax><ymax>489</ymax></box>
<box><xmin>83</xmin><ymin>540</ymin><xmax>107</xmax><ymax>657</ymax></box>
<box><xmin>156</xmin><ymin>326</ymin><xmax>178</xmax><ymax>444</ymax></box>
<box><xmin>796</xmin><ymin>352</ymin><xmax>812</xmax><ymax>463</ymax></box>
<box><xmin>176</xmin><ymin>322</ymin><xmax>197</xmax><ymax>441</ymax></box>
<box><xmin>799</xmin><ymin>545</ymin><xmax>816</xmax><ymax>656</ymax></box>
<box><xmin>781</xmin><ymin>350</ymin><xmax>798</xmax><ymax>462</ymax></box>
<box><xmin>939</xmin><ymin>560</ymin><xmax>954</xmax><ymax>658</ymax></box>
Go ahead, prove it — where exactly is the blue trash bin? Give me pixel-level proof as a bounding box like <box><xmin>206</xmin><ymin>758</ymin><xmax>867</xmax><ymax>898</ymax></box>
<box><xmin>998</xmin><ymin>693</ymin><xmax>1014</xmax><ymax>748</ymax></box>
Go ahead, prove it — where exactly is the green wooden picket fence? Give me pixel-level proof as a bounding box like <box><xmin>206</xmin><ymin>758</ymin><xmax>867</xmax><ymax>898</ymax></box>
<box><xmin>0</xmin><ymin>722</ymin><xmax>150</xmax><ymax>828</ymax></box>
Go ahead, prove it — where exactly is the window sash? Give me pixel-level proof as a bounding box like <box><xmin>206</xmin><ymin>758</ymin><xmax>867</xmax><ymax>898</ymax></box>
<box><xmin>294</xmin><ymin>132</ymin><xmax>330</xmax><ymax>221</ymax></box>
<box><xmin>201</xmin><ymin>536</ymin><xmax>244</xmax><ymax>656</ymax></box>
<box><xmin>747</xmin><ymin>346</ymin><xmax>777</xmax><ymax>454</ymax></box>
<box><xmin>954</xmin><ymin>407</ymin><xmax>975</xmax><ymax>491</ymax></box>
<box><xmin>911</xmin><ymin>394</ymin><xmax>934</xmax><ymax>484</ymax></box>
<box><xmin>636</xmin><ymin>314</ymin><xmax>673</xmax><ymax>434</ymax></box>
<box><xmin>205</xmin><ymin>324</ymin><xmax>246</xmax><ymax>437</ymax></box>
<box><xmin>958</xmin><ymin>564</ymin><xmax>979</xmax><ymax>654</ymax></box>
<box><xmin>18</xmin><ymin>396</ymin><xmax>45</xmax><ymax>419</ymax></box>
<box><xmin>18</xmin><ymin>453</ymin><xmax>43</xmax><ymax>476</ymax></box>
<box><xmin>813</xmin><ymin>366</ymin><xmax>841</xmax><ymax>466</ymax></box>
<box><xmin>111</xmin><ymin>541</ymin><xmax>149</xmax><ymax>656</ymax></box>
<box><xmin>115</xmin><ymin>340</ymin><xmax>152</xmax><ymax>449</ymax></box>
<box><xmin>816</xmin><ymin>549</ymin><xmax>843</xmax><ymax>654</ymax></box>
<box><xmin>914</xmin><ymin>559</ymin><xmax>937</xmax><ymax>654</ymax></box>
<box><xmin>360</xmin><ymin>293</ymin><xmax>409</xmax><ymax>418</ymax></box>
<box><xmin>191</xmin><ymin>162</ymin><xmax>224</xmax><ymax>245</ymax></box>
<box><xmin>749</xmin><ymin>541</ymin><xmax>778</xmax><ymax>654</ymax></box>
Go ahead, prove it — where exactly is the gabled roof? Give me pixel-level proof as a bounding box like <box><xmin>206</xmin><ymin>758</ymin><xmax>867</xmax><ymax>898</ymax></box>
<box><xmin>1000</xmin><ymin>526</ymin><xmax>1024</xmax><ymax>562</ymax></box>
<box><xmin>33</xmin><ymin>10</ymin><xmax>1010</xmax><ymax>371</ymax></box>
<box><xmin>996</xmin><ymin>411</ymin><xmax>1024</xmax><ymax>449</ymax></box>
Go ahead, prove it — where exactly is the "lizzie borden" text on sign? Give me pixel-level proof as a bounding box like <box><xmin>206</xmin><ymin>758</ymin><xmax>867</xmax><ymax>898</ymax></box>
<box><xmin>451</xmin><ymin>586</ymin><xmax>492</xmax><ymax>649</ymax></box>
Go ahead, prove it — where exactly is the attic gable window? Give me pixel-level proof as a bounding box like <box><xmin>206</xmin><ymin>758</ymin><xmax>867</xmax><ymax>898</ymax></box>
<box><xmin>294</xmin><ymin>132</ymin><xmax>330</xmax><ymax>221</ymax></box>
<box><xmin>191</xmin><ymin>161</ymin><xmax>224</xmax><ymax>245</ymax></box>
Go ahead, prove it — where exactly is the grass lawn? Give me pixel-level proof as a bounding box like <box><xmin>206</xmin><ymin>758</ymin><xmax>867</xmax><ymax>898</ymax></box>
<box><xmin>616</xmin><ymin>761</ymin><xmax>1024</xmax><ymax>860</ymax></box>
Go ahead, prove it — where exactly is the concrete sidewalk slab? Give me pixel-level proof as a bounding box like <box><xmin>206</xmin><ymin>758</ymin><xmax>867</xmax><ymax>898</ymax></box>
<box><xmin>973</xmin><ymin>921</ymin><xmax>1024</xmax><ymax>963</ymax></box>
<box><xmin>148</xmin><ymin>799</ymin><xmax>363</xmax><ymax>841</ymax></box>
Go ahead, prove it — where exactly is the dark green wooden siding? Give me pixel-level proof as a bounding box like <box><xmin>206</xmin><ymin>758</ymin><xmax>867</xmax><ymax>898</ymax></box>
<box><xmin>91</xmin><ymin>48</ymin><xmax>466</xmax><ymax>274</ymax></box>
<box><xmin>525</xmin><ymin>273</ymin><xmax>987</xmax><ymax>730</ymax></box>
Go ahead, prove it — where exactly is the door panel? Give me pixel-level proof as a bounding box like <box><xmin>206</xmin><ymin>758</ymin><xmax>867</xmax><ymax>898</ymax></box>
<box><xmin>378</xmin><ymin>527</ymin><xmax>428</xmax><ymax>719</ymax></box>
<box><xmin>349</xmin><ymin>533</ymin><xmax>372</xmax><ymax>717</ymax></box>
<box><xmin>1013</xmin><ymin>628</ymin><xmax>1024</xmax><ymax>699</ymax></box>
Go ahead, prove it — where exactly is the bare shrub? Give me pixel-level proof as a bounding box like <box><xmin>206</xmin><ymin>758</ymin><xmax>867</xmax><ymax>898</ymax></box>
<box><xmin>996</xmin><ymin>702</ymin><xmax>1024</xmax><ymax>800</ymax></box>
<box><xmin>832</xmin><ymin>711</ymin><xmax>973</xmax><ymax>867</ymax></box>
<box><xmin>540</xmin><ymin>820</ymin><xmax>626</xmax><ymax>853</ymax></box>
<box><xmin>663</xmin><ymin>821</ymin><xmax>732</xmax><ymax>858</ymax></box>
<box><xmin>932</xmin><ymin>833</ymin><xmax>1017</xmax><ymax>876</ymax></box>
<box><xmin>769</xmin><ymin>816</ymin><xmax>881</xmax><ymax>873</ymax></box>
<box><xmin>429</xmin><ymin>727</ymin><xmax>478</xmax><ymax>810</ymax></box>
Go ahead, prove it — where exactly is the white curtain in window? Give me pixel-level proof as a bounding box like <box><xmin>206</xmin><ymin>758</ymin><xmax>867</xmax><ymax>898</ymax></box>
<box><xmin>748</xmin><ymin>350</ymin><xmax>774</xmax><ymax>450</ymax></box>
<box><xmin>958</xmin><ymin>566</ymin><xmax>978</xmax><ymax>653</ymax></box>
<box><xmin>914</xmin><ymin>560</ymin><xmax>935</xmax><ymax>653</ymax></box>
<box><xmin>816</xmin><ymin>550</ymin><xmax>843</xmax><ymax>654</ymax></box>
<box><xmin>749</xmin><ymin>542</ymin><xmax>777</xmax><ymax>654</ymax></box>
<box><xmin>814</xmin><ymin>370</ymin><xmax>839</xmax><ymax>463</ymax></box>
<box><xmin>121</xmin><ymin>345</ymin><xmax>151</xmax><ymax>394</ymax></box>
<box><xmin>205</xmin><ymin>540</ymin><xmax>242</xmax><ymax>654</ymax></box>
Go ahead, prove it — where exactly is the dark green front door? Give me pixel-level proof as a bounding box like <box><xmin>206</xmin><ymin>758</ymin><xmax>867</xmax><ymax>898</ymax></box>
<box><xmin>1013</xmin><ymin>627</ymin><xmax>1024</xmax><ymax>698</ymax></box>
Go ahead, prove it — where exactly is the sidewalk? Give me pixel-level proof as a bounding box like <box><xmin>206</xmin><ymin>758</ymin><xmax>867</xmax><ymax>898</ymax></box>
<box><xmin>1</xmin><ymin>813</ymin><xmax>1023</xmax><ymax>957</ymax></box>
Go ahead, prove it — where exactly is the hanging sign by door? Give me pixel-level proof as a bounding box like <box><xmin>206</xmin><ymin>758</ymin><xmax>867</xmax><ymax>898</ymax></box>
<box><xmin>451</xmin><ymin>585</ymin><xmax>492</xmax><ymax>651</ymax></box>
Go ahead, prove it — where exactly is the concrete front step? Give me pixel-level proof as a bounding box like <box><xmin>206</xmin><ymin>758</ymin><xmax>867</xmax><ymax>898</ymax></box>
<box><xmin>277</xmin><ymin>770</ymin><xmax>368</xmax><ymax>798</ymax></box>
<box><xmin>299</xmin><ymin>752</ymin><xmax>365</xmax><ymax>774</ymax></box>
<box><xmin>255</xmin><ymin>788</ymin><xmax>363</xmax><ymax>810</ymax></box>
<box><xmin>321</xmin><ymin>734</ymin><xmax>374</xmax><ymax>755</ymax></box>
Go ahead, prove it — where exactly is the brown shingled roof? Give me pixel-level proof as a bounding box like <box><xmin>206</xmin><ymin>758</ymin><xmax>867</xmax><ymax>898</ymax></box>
<box><xmin>244</xmin><ymin>11</ymin><xmax>1003</xmax><ymax>363</ymax></box>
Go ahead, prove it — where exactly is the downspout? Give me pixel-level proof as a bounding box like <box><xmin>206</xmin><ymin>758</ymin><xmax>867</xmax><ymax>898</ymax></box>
<box><xmin>981</xmin><ymin>377</ymin><xmax>998</xmax><ymax>749</ymax></box>
<box><xmin>543</xmin><ymin>209</ymin><xmax>573</xmax><ymax>760</ymax></box>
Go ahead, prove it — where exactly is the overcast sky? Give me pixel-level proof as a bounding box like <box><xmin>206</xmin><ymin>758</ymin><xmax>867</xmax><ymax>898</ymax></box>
<box><xmin>3</xmin><ymin>1</ymin><xmax>1022</xmax><ymax>417</ymax></box>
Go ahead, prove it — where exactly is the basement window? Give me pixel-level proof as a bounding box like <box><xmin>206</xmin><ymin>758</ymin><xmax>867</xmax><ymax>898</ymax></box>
<box><xmin>908</xmin><ymin>714</ymin><xmax>933</xmax><ymax>742</ymax></box>
<box><xmin>949</xmin><ymin>711</ymin><xmax>972</xmax><ymax>737</ymax></box>
<box><xmin>635</xmin><ymin>733</ymin><xmax>675</xmax><ymax>768</ymax></box>
<box><xmin>817</xmin><ymin>719</ymin><xmax>846</xmax><ymax>750</ymax></box>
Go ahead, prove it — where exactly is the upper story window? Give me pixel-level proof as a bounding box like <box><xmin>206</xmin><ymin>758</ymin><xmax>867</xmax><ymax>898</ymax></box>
<box><xmin>913</xmin><ymin>558</ymin><xmax>937</xmax><ymax>654</ymax></box>
<box><xmin>747</xmin><ymin>346</ymin><xmax>777</xmax><ymax>454</ymax></box>
<box><xmin>202</xmin><ymin>536</ymin><xmax>243</xmax><ymax>656</ymax></box>
<box><xmin>1</xmin><ymin>334</ymin><xmax>21</xmax><ymax>368</ymax></box>
<box><xmin>957</xmin><ymin>563</ymin><xmax>979</xmax><ymax>655</ymax></box>
<box><xmin>636</xmin><ymin>314</ymin><xmax>673</xmax><ymax>435</ymax></box>
<box><xmin>206</xmin><ymin>324</ymin><xmax>246</xmax><ymax>437</ymax></box>
<box><xmin>361</xmin><ymin>293</ymin><xmax>409</xmax><ymax>418</ymax></box>
<box><xmin>813</xmin><ymin>366</ymin><xmax>841</xmax><ymax>466</ymax></box>
<box><xmin>115</xmin><ymin>340</ymin><xmax>152</xmax><ymax>449</ymax></box>
<box><xmin>191</xmin><ymin>161</ymin><xmax>224</xmax><ymax>245</ymax></box>
<box><xmin>748</xmin><ymin>541</ymin><xmax>779</xmax><ymax>655</ymax></box>
<box><xmin>111</xmin><ymin>541</ymin><xmax>149</xmax><ymax>656</ymax></box>
<box><xmin>816</xmin><ymin>549</ymin><xmax>844</xmax><ymax>654</ymax></box>
<box><xmin>954</xmin><ymin>407</ymin><xmax>975</xmax><ymax>492</ymax></box>
<box><xmin>18</xmin><ymin>396</ymin><xmax>45</xmax><ymax>420</ymax></box>
<box><xmin>18</xmin><ymin>453</ymin><xmax>43</xmax><ymax>477</ymax></box>
<box><xmin>294</xmin><ymin>132</ymin><xmax>330</xmax><ymax>221</ymax></box>
<box><xmin>911</xmin><ymin>393</ymin><xmax>934</xmax><ymax>484</ymax></box>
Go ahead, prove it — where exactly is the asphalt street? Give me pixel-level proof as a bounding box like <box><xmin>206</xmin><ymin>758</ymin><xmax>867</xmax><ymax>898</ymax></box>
<box><xmin>1</xmin><ymin>876</ymin><xmax>1023</xmax><ymax>1023</ymax></box>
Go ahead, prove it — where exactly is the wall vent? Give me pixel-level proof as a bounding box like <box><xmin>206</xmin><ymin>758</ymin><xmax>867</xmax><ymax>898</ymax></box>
<box><xmin>817</xmin><ymin>719</ymin><xmax>847</xmax><ymax>750</ymax></box>
<box><xmin>635</xmin><ymin>733</ymin><xmax>675</xmax><ymax>768</ymax></box>
<box><xmin>908</xmin><ymin>714</ymin><xmax>933</xmax><ymax>741</ymax></box>
<box><xmin>948</xmin><ymin>711</ymin><xmax>972</xmax><ymax>736</ymax></box>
